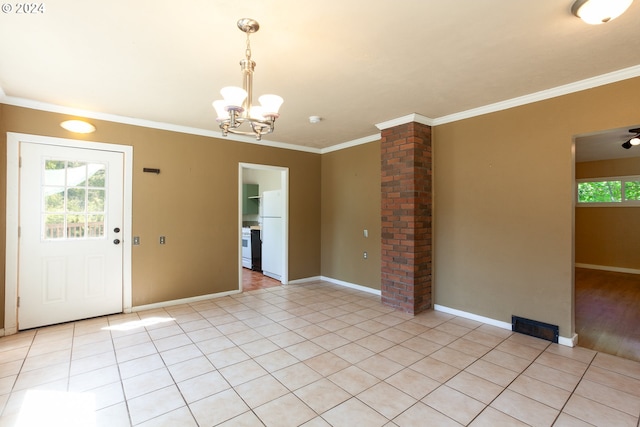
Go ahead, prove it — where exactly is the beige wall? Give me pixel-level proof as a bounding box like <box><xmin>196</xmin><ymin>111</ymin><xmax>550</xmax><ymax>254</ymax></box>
<box><xmin>0</xmin><ymin>105</ymin><xmax>321</xmax><ymax>329</ymax></box>
<box><xmin>433</xmin><ymin>77</ymin><xmax>640</xmax><ymax>339</ymax></box>
<box><xmin>575</xmin><ymin>158</ymin><xmax>640</xmax><ymax>270</ymax></box>
<box><xmin>321</xmin><ymin>142</ymin><xmax>381</xmax><ymax>289</ymax></box>
<box><xmin>4</xmin><ymin>77</ymin><xmax>640</xmax><ymax>340</ymax></box>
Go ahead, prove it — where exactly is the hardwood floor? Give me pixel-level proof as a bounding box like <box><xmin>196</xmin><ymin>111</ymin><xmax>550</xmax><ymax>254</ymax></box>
<box><xmin>575</xmin><ymin>267</ymin><xmax>640</xmax><ymax>362</ymax></box>
<box><xmin>242</xmin><ymin>268</ymin><xmax>281</xmax><ymax>292</ymax></box>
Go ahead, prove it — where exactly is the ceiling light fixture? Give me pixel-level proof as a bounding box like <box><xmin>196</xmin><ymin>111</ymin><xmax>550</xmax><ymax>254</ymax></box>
<box><xmin>212</xmin><ymin>18</ymin><xmax>283</xmax><ymax>141</ymax></box>
<box><xmin>60</xmin><ymin>120</ymin><xmax>96</xmax><ymax>133</ymax></box>
<box><xmin>571</xmin><ymin>0</ymin><xmax>634</xmax><ymax>24</ymax></box>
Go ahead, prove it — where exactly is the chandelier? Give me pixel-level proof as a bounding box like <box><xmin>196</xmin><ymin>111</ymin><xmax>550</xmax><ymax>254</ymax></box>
<box><xmin>213</xmin><ymin>18</ymin><xmax>283</xmax><ymax>141</ymax></box>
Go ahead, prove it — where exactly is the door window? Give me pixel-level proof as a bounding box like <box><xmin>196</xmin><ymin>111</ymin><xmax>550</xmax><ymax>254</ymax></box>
<box><xmin>42</xmin><ymin>160</ymin><xmax>107</xmax><ymax>240</ymax></box>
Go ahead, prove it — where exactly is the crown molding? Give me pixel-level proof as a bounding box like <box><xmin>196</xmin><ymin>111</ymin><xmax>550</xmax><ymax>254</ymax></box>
<box><xmin>375</xmin><ymin>113</ymin><xmax>434</xmax><ymax>130</ymax></box>
<box><xmin>431</xmin><ymin>64</ymin><xmax>640</xmax><ymax>126</ymax></box>
<box><xmin>320</xmin><ymin>133</ymin><xmax>381</xmax><ymax>154</ymax></box>
<box><xmin>2</xmin><ymin>64</ymin><xmax>639</xmax><ymax>154</ymax></box>
<box><xmin>0</xmin><ymin>94</ymin><xmax>321</xmax><ymax>154</ymax></box>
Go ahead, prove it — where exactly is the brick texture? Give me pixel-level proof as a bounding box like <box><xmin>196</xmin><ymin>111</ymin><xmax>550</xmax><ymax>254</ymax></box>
<box><xmin>380</xmin><ymin>122</ymin><xmax>432</xmax><ymax>314</ymax></box>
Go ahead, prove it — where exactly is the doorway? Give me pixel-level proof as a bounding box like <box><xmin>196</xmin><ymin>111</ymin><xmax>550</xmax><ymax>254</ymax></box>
<box><xmin>5</xmin><ymin>133</ymin><xmax>133</xmax><ymax>334</ymax></box>
<box><xmin>238</xmin><ymin>163</ymin><xmax>289</xmax><ymax>291</ymax></box>
<box><xmin>573</xmin><ymin>125</ymin><xmax>640</xmax><ymax>361</ymax></box>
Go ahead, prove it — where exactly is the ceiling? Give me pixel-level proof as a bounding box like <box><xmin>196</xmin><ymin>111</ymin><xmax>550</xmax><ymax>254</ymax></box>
<box><xmin>575</xmin><ymin>127</ymin><xmax>640</xmax><ymax>163</ymax></box>
<box><xmin>1</xmin><ymin>1</ymin><xmax>640</xmax><ymax>154</ymax></box>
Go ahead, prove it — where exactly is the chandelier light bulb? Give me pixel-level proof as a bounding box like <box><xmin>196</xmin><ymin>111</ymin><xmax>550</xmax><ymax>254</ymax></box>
<box><xmin>630</xmin><ymin>137</ymin><xmax>640</xmax><ymax>146</ymax></box>
<box><xmin>571</xmin><ymin>0</ymin><xmax>634</xmax><ymax>24</ymax></box>
<box><xmin>212</xmin><ymin>100</ymin><xmax>229</xmax><ymax>120</ymax></box>
<box><xmin>220</xmin><ymin>86</ymin><xmax>248</xmax><ymax>109</ymax></box>
<box><xmin>250</xmin><ymin>106</ymin><xmax>266</xmax><ymax>120</ymax></box>
<box><xmin>259</xmin><ymin>94</ymin><xmax>284</xmax><ymax>117</ymax></box>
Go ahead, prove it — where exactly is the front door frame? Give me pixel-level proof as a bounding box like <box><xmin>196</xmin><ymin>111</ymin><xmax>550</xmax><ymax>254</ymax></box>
<box><xmin>4</xmin><ymin>132</ymin><xmax>134</xmax><ymax>334</ymax></box>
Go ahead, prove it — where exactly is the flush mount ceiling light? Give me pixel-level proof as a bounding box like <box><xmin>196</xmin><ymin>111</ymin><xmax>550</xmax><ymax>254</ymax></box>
<box><xmin>212</xmin><ymin>18</ymin><xmax>283</xmax><ymax>141</ymax></box>
<box><xmin>571</xmin><ymin>0</ymin><xmax>634</xmax><ymax>24</ymax></box>
<box><xmin>60</xmin><ymin>120</ymin><xmax>96</xmax><ymax>133</ymax></box>
<box><xmin>621</xmin><ymin>127</ymin><xmax>640</xmax><ymax>149</ymax></box>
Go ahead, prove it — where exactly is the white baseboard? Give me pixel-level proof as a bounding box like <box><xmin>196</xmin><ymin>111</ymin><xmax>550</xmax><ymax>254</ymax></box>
<box><xmin>575</xmin><ymin>263</ymin><xmax>640</xmax><ymax>275</ymax></box>
<box><xmin>287</xmin><ymin>276</ymin><xmax>322</xmax><ymax>285</ymax></box>
<box><xmin>434</xmin><ymin>304</ymin><xmax>576</xmax><ymax>347</ymax></box>
<box><xmin>319</xmin><ymin>276</ymin><xmax>382</xmax><ymax>295</ymax></box>
<box><xmin>434</xmin><ymin>304</ymin><xmax>512</xmax><ymax>330</ymax></box>
<box><xmin>560</xmin><ymin>334</ymin><xmax>579</xmax><ymax>348</ymax></box>
<box><xmin>287</xmin><ymin>275</ymin><xmax>382</xmax><ymax>296</ymax></box>
<box><xmin>131</xmin><ymin>289</ymin><xmax>241</xmax><ymax>312</ymax></box>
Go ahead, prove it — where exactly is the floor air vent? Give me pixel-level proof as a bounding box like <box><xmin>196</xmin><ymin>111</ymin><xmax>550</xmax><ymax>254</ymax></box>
<box><xmin>511</xmin><ymin>316</ymin><xmax>559</xmax><ymax>343</ymax></box>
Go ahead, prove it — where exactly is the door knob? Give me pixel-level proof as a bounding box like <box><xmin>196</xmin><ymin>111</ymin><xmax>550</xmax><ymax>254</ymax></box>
<box><xmin>114</xmin><ymin>227</ymin><xmax>121</xmax><ymax>233</ymax></box>
<box><xmin>113</xmin><ymin>239</ymin><xmax>121</xmax><ymax>245</ymax></box>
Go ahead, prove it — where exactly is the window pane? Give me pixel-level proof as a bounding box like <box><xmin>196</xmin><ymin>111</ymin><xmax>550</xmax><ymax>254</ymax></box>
<box><xmin>624</xmin><ymin>181</ymin><xmax>640</xmax><ymax>201</ymax></box>
<box><xmin>67</xmin><ymin>188</ymin><xmax>86</xmax><ymax>212</ymax></box>
<box><xmin>44</xmin><ymin>214</ymin><xmax>65</xmax><ymax>240</ymax></box>
<box><xmin>68</xmin><ymin>162</ymin><xmax>88</xmax><ymax>186</ymax></box>
<box><xmin>87</xmin><ymin>214</ymin><xmax>105</xmax><ymax>237</ymax></box>
<box><xmin>43</xmin><ymin>160</ymin><xmax>66</xmax><ymax>186</ymax></box>
<box><xmin>88</xmin><ymin>189</ymin><xmax>105</xmax><ymax>212</ymax></box>
<box><xmin>67</xmin><ymin>214</ymin><xmax>86</xmax><ymax>238</ymax></box>
<box><xmin>87</xmin><ymin>164</ymin><xmax>106</xmax><ymax>187</ymax></box>
<box><xmin>44</xmin><ymin>188</ymin><xmax>65</xmax><ymax>212</ymax></box>
<box><xmin>577</xmin><ymin>181</ymin><xmax>621</xmax><ymax>203</ymax></box>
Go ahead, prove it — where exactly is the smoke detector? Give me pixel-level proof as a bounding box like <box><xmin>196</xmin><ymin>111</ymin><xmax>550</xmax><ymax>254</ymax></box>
<box><xmin>309</xmin><ymin>116</ymin><xmax>322</xmax><ymax>124</ymax></box>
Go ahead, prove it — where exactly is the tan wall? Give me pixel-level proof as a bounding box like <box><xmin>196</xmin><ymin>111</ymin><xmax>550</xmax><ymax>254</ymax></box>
<box><xmin>575</xmin><ymin>158</ymin><xmax>640</xmax><ymax>270</ymax></box>
<box><xmin>0</xmin><ymin>105</ymin><xmax>321</xmax><ymax>329</ymax></box>
<box><xmin>433</xmin><ymin>77</ymin><xmax>640</xmax><ymax>339</ymax></box>
<box><xmin>321</xmin><ymin>142</ymin><xmax>381</xmax><ymax>289</ymax></box>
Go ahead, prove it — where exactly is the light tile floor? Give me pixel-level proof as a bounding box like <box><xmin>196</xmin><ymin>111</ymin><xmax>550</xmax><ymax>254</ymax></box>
<box><xmin>1</xmin><ymin>280</ymin><xmax>640</xmax><ymax>426</ymax></box>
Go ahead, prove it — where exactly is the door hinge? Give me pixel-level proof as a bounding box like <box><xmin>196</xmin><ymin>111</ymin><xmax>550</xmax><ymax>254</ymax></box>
<box><xmin>17</xmin><ymin>297</ymin><xmax>20</xmax><ymax>308</ymax></box>
<box><xmin>18</xmin><ymin>226</ymin><xmax>21</xmax><ymax>238</ymax></box>
<box><xmin>19</xmin><ymin>156</ymin><xmax>22</xmax><ymax>168</ymax></box>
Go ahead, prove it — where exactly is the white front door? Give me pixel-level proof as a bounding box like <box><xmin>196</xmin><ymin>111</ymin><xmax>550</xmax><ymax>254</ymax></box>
<box><xmin>18</xmin><ymin>142</ymin><xmax>124</xmax><ymax>329</ymax></box>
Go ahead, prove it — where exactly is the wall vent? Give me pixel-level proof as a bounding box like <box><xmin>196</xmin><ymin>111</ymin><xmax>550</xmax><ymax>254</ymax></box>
<box><xmin>511</xmin><ymin>316</ymin><xmax>559</xmax><ymax>343</ymax></box>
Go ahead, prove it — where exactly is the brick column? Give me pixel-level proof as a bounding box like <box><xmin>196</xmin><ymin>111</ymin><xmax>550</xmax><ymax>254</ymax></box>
<box><xmin>380</xmin><ymin>121</ymin><xmax>432</xmax><ymax>314</ymax></box>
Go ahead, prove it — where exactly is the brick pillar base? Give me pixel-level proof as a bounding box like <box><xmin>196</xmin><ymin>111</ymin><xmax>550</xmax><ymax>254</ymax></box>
<box><xmin>380</xmin><ymin>121</ymin><xmax>432</xmax><ymax>314</ymax></box>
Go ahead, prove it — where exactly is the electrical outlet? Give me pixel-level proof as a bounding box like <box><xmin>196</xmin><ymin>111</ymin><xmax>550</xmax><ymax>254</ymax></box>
<box><xmin>133</xmin><ymin>236</ymin><xmax>140</xmax><ymax>245</ymax></box>
<box><xmin>364</xmin><ymin>229</ymin><xmax>368</xmax><ymax>238</ymax></box>
<box><xmin>160</xmin><ymin>236</ymin><xmax>166</xmax><ymax>245</ymax></box>
<box><xmin>363</xmin><ymin>251</ymin><xmax>367</xmax><ymax>259</ymax></box>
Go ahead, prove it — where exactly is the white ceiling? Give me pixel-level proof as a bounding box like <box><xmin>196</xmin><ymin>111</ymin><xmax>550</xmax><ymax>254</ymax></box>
<box><xmin>1</xmin><ymin>0</ymin><xmax>640</xmax><ymax>155</ymax></box>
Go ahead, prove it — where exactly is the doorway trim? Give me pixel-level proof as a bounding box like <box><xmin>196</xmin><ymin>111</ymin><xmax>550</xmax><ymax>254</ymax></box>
<box><xmin>5</xmin><ymin>132</ymin><xmax>133</xmax><ymax>335</ymax></box>
<box><xmin>238</xmin><ymin>163</ymin><xmax>289</xmax><ymax>290</ymax></box>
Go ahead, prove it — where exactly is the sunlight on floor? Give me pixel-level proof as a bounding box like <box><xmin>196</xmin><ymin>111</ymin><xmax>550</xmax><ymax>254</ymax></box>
<box><xmin>16</xmin><ymin>390</ymin><xmax>96</xmax><ymax>427</ymax></box>
<box><xmin>101</xmin><ymin>317</ymin><xmax>175</xmax><ymax>331</ymax></box>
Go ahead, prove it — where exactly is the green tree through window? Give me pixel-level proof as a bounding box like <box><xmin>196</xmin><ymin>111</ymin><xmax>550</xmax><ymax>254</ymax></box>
<box><xmin>577</xmin><ymin>177</ymin><xmax>640</xmax><ymax>204</ymax></box>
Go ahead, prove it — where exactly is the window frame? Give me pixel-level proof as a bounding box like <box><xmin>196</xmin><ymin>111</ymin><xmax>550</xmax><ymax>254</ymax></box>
<box><xmin>576</xmin><ymin>175</ymin><xmax>640</xmax><ymax>207</ymax></box>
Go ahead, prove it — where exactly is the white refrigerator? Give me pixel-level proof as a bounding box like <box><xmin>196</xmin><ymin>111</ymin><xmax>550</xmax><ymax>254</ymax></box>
<box><xmin>261</xmin><ymin>190</ymin><xmax>283</xmax><ymax>280</ymax></box>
